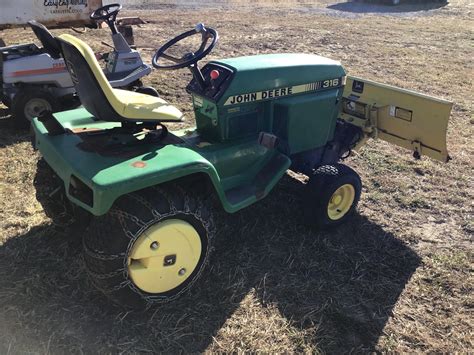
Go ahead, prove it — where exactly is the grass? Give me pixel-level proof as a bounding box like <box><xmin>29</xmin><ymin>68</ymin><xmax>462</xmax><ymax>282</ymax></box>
<box><xmin>0</xmin><ymin>0</ymin><xmax>473</xmax><ymax>353</ymax></box>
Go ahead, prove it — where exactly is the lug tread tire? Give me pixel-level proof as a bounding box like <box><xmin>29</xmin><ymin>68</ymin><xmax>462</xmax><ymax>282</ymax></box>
<box><xmin>83</xmin><ymin>184</ymin><xmax>215</xmax><ymax>309</ymax></box>
<box><xmin>304</xmin><ymin>163</ymin><xmax>362</xmax><ymax>229</ymax></box>
<box><xmin>34</xmin><ymin>158</ymin><xmax>91</xmax><ymax>231</ymax></box>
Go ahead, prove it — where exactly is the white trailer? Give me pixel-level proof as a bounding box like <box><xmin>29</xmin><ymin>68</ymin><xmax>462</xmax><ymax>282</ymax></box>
<box><xmin>0</xmin><ymin>0</ymin><xmax>103</xmax><ymax>29</ymax></box>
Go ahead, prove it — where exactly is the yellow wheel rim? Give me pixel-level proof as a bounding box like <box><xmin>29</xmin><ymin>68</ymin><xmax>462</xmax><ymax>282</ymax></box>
<box><xmin>127</xmin><ymin>219</ymin><xmax>202</xmax><ymax>294</ymax></box>
<box><xmin>327</xmin><ymin>184</ymin><xmax>355</xmax><ymax>221</ymax></box>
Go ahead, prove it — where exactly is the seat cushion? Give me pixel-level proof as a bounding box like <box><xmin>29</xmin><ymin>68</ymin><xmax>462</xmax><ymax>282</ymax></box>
<box><xmin>58</xmin><ymin>34</ymin><xmax>183</xmax><ymax>122</ymax></box>
<box><xmin>114</xmin><ymin>89</ymin><xmax>183</xmax><ymax>121</ymax></box>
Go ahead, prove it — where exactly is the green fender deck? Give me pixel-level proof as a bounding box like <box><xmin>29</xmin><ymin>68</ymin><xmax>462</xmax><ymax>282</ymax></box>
<box><xmin>32</xmin><ymin>108</ymin><xmax>291</xmax><ymax>215</ymax></box>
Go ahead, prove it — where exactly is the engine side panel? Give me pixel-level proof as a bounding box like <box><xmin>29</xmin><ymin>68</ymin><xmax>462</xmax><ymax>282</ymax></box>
<box><xmin>273</xmin><ymin>89</ymin><xmax>340</xmax><ymax>154</ymax></box>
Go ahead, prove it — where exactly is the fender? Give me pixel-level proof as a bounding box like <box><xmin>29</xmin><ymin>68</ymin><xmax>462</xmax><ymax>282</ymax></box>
<box><xmin>31</xmin><ymin>108</ymin><xmax>229</xmax><ymax>216</ymax></box>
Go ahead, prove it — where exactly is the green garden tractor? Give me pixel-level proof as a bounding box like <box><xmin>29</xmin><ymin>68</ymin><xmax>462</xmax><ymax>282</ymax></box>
<box><xmin>31</xmin><ymin>24</ymin><xmax>452</xmax><ymax>308</ymax></box>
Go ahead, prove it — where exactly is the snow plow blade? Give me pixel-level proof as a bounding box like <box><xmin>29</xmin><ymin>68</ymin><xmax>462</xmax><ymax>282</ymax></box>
<box><xmin>341</xmin><ymin>76</ymin><xmax>452</xmax><ymax>162</ymax></box>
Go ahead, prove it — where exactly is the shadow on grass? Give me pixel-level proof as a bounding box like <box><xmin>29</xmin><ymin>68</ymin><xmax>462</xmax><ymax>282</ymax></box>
<box><xmin>0</xmin><ymin>176</ymin><xmax>421</xmax><ymax>353</ymax></box>
<box><xmin>0</xmin><ymin>109</ymin><xmax>31</xmax><ymax>148</ymax></box>
<box><xmin>327</xmin><ymin>1</ymin><xmax>448</xmax><ymax>13</ymax></box>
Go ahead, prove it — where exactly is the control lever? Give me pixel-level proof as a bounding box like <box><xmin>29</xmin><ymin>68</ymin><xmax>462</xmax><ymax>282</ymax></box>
<box><xmin>209</xmin><ymin>69</ymin><xmax>220</xmax><ymax>89</ymax></box>
<box><xmin>38</xmin><ymin>110</ymin><xmax>65</xmax><ymax>136</ymax></box>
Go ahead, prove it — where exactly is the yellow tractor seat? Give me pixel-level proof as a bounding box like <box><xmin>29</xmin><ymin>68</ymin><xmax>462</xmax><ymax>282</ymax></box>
<box><xmin>57</xmin><ymin>34</ymin><xmax>183</xmax><ymax>123</ymax></box>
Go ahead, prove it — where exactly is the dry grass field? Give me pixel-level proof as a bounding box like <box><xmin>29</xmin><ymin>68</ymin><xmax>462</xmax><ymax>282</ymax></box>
<box><xmin>0</xmin><ymin>0</ymin><xmax>472</xmax><ymax>353</ymax></box>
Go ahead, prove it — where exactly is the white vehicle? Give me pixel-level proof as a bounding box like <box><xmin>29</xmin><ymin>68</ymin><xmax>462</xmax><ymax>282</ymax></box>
<box><xmin>0</xmin><ymin>4</ymin><xmax>157</xmax><ymax>127</ymax></box>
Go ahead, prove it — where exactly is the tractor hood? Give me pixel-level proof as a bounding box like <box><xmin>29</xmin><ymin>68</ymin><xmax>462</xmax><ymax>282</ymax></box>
<box><xmin>212</xmin><ymin>53</ymin><xmax>345</xmax><ymax>104</ymax></box>
<box><xmin>187</xmin><ymin>53</ymin><xmax>346</xmax><ymax>106</ymax></box>
<box><xmin>187</xmin><ymin>53</ymin><xmax>346</xmax><ymax>144</ymax></box>
<box><xmin>215</xmin><ymin>53</ymin><xmax>343</xmax><ymax>75</ymax></box>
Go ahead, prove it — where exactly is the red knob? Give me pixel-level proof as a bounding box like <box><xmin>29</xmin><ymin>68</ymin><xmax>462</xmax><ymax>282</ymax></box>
<box><xmin>210</xmin><ymin>69</ymin><xmax>220</xmax><ymax>80</ymax></box>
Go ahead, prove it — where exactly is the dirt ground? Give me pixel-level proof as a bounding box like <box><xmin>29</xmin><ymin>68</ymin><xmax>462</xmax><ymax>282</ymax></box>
<box><xmin>0</xmin><ymin>0</ymin><xmax>472</xmax><ymax>353</ymax></box>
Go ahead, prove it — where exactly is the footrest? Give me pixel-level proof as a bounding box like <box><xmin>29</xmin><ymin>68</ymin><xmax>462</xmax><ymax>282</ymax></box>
<box><xmin>224</xmin><ymin>152</ymin><xmax>291</xmax><ymax>207</ymax></box>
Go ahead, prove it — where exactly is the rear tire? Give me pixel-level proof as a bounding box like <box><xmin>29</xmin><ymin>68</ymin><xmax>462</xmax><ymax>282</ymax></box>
<box><xmin>12</xmin><ymin>88</ymin><xmax>59</xmax><ymax>129</ymax></box>
<box><xmin>83</xmin><ymin>185</ymin><xmax>215</xmax><ymax>309</ymax></box>
<box><xmin>304</xmin><ymin>164</ymin><xmax>362</xmax><ymax>228</ymax></box>
<box><xmin>34</xmin><ymin>158</ymin><xmax>91</xmax><ymax>230</ymax></box>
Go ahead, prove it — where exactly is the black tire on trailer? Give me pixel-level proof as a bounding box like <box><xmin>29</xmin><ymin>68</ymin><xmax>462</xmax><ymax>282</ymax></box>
<box><xmin>304</xmin><ymin>163</ymin><xmax>362</xmax><ymax>228</ymax></box>
<box><xmin>83</xmin><ymin>184</ymin><xmax>215</xmax><ymax>309</ymax></box>
<box><xmin>12</xmin><ymin>88</ymin><xmax>59</xmax><ymax>129</ymax></box>
<box><xmin>135</xmin><ymin>85</ymin><xmax>160</xmax><ymax>97</ymax></box>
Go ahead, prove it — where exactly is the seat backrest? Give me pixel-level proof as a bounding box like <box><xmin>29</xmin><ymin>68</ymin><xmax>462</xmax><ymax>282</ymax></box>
<box><xmin>56</xmin><ymin>34</ymin><xmax>126</xmax><ymax>121</ymax></box>
<box><xmin>28</xmin><ymin>20</ymin><xmax>62</xmax><ymax>59</ymax></box>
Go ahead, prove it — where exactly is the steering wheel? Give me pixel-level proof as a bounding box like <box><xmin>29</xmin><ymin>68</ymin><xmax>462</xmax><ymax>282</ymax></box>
<box><xmin>90</xmin><ymin>3</ymin><xmax>122</xmax><ymax>34</ymax></box>
<box><xmin>90</xmin><ymin>3</ymin><xmax>122</xmax><ymax>21</ymax></box>
<box><xmin>152</xmin><ymin>24</ymin><xmax>218</xmax><ymax>71</ymax></box>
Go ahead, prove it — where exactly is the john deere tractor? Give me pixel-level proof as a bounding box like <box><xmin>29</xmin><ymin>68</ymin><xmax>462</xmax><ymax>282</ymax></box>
<box><xmin>31</xmin><ymin>24</ymin><xmax>452</xmax><ymax>308</ymax></box>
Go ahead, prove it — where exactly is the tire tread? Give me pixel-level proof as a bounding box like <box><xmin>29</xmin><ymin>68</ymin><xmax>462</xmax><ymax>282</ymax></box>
<box><xmin>83</xmin><ymin>183</ymin><xmax>215</xmax><ymax>309</ymax></box>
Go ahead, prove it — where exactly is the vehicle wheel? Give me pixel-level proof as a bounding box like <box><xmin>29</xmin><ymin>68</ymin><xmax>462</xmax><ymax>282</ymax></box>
<box><xmin>34</xmin><ymin>158</ymin><xmax>91</xmax><ymax>230</ymax></box>
<box><xmin>135</xmin><ymin>85</ymin><xmax>159</xmax><ymax>97</ymax></box>
<box><xmin>83</xmin><ymin>185</ymin><xmax>215</xmax><ymax>309</ymax></box>
<box><xmin>304</xmin><ymin>164</ymin><xmax>362</xmax><ymax>228</ymax></box>
<box><xmin>1</xmin><ymin>96</ymin><xmax>11</xmax><ymax>108</ymax></box>
<box><xmin>12</xmin><ymin>88</ymin><xmax>59</xmax><ymax>129</ymax></box>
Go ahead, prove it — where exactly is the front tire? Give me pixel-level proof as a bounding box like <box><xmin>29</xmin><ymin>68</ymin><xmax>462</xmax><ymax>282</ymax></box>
<box><xmin>304</xmin><ymin>164</ymin><xmax>362</xmax><ymax>228</ymax></box>
<box><xmin>83</xmin><ymin>185</ymin><xmax>215</xmax><ymax>309</ymax></box>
